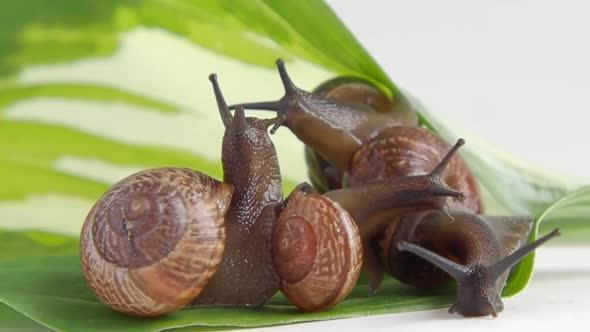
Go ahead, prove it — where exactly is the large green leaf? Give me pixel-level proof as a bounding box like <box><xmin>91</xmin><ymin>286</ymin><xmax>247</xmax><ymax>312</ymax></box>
<box><xmin>3</xmin><ymin>187</ymin><xmax>587</xmax><ymax>331</ymax></box>
<box><xmin>0</xmin><ymin>0</ymin><xmax>588</xmax><ymax>331</ymax></box>
<box><xmin>0</xmin><ymin>121</ymin><xmax>221</xmax><ymax>200</ymax></box>
<box><xmin>0</xmin><ymin>83</ymin><xmax>179</xmax><ymax>112</ymax></box>
<box><xmin>0</xmin><ymin>255</ymin><xmax>454</xmax><ymax>332</ymax></box>
<box><xmin>0</xmin><ymin>230</ymin><xmax>78</xmax><ymax>260</ymax></box>
<box><xmin>502</xmin><ymin>186</ymin><xmax>590</xmax><ymax>295</ymax></box>
<box><xmin>0</xmin><ymin>304</ymin><xmax>52</xmax><ymax>332</ymax></box>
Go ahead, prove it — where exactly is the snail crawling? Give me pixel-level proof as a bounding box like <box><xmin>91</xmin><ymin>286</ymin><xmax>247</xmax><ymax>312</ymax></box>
<box><xmin>233</xmin><ymin>59</ymin><xmax>560</xmax><ymax>317</ymax></box>
<box><xmin>80</xmin><ymin>67</ymin><xmax>472</xmax><ymax>316</ymax></box>
<box><xmin>80</xmin><ymin>58</ymin><xmax>560</xmax><ymax>318</ymax></box>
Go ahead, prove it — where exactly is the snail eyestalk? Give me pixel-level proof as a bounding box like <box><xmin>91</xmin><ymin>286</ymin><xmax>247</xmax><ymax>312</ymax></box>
<box><xmin>226</xmin><ymin>58</ymin><xmax>297</xmax><ymax>113</ymax></box>
<box><xmin>424</xmin><ymin>138</ymin><xmax>466</xmax><ymax>220</ymax></box>
<box><xmin>397</xmin><ymin>241</ymin><xmax>468</xmax><ymax>281</ymax></box>
<box><xmin>429</xmin><ymin>138</ymin><xmax>465</xmax><ymax>180</ymax></box>
<box><xmin>276</xmin><ymin>58</ymin><xmax>298</xmax><ymax>95</ymax></box>
<box><xmin>487</xmin><ymin>229</ymin><xmax>560</xmax><ymax>280</ymax></box>
<box><xmin>209</xmin><ymin>73</ymin><xmax>232</xmax><ymax>127</ymax></box>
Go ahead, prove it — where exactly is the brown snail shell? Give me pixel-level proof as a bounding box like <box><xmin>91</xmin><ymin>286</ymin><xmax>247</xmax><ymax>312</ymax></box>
<box><xmin>80</xmin><ymin>167</ymin><xmax>233</xmax><ymax>317</ymax></box>
<box><xmin>272</xmin><ymin>194</ymin><xmax>362</xmax><ymax>312</ymax></box>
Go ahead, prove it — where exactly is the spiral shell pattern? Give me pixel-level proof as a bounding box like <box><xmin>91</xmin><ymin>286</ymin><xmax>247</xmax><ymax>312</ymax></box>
<box><xmin>272</xmin><ymin>195</ymin><xmax>362</xmax><ymax>312</ymax></box>
<box><xmin>80</xmin><ymin>167</ymin><xmax>233</xmax><ymax>316</ymax></box>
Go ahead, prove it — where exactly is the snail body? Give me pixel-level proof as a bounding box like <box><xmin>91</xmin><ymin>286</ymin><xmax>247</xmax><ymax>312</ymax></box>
<box><xmin>232</xmin><ymin>60</ymin><xmax>481</xmax><ymax>208</ymax></box>
<box><xmin>392</xmin><ymin>211</ymin><xmax>560</xmax><ymax>317</ymax></box>
<box><xmin>191</xmin><ymin>75</ymin><xmax>283</xmax><ymax>307</ymax></box>
<box><xmin>233</xmin><ymin>60</ymin><xmax>412</xmax><ymax>172</ymax></box>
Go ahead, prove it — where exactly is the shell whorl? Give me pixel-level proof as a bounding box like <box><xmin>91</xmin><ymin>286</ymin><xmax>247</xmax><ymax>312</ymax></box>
<box><xmin>272</xmin><ymin>195</ymin><xmax>362</xmax><ymax>312</ymax></box>
<box><xmin>80</xmin><ymin>167</ymin><xmax>233</xmax><ymax>316</ymax></box>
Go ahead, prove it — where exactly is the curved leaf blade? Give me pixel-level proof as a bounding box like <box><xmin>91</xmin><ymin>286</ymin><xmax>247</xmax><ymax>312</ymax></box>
<box><xmin>502</xmin><ymin>186</ymin><xmax>590</xmax><ymax>296</ymax></box>
<box><xmin>0</xmin><ymin>255</ymin><xmax>453</xmax><ymax>332</ymax></box>
<box><xmin>0</xmin><ymin>0</ymin><xmax>588</xmax><ymax>330</ymax></box>
<box><xmin>0</xmin><ymin>83</ymin><xmax>179</xmax><ymax>113</ymax></box>
<box><xmin>0</xmin><ymin>121</ymin><xmax>223</xmax><ymax>199</ymax></box>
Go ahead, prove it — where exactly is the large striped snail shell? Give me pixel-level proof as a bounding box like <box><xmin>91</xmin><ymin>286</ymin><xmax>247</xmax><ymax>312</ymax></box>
<box><xmin>80</xmin><ymin>167</ymin><xmax>233</xmax><ymax>317</ymax></box>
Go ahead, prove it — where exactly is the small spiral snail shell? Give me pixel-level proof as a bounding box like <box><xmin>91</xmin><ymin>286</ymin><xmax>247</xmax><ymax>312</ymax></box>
<box><xmin>272</xmin><ymin>190</ymin><xmax>362</xmax><ymax>312</ymax></box>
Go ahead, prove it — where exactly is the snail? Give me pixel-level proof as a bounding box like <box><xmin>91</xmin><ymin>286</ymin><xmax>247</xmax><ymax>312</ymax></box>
<box><xmin>80</xmin><ymin>74</ymin><xmax>284</xmax><ymax>316</ymax></box>
<box><xmin>390</xmin><ymin>211</ymin><xmax>560</xmax><ymax>317</ymax></box>
<box><xmin>231</xmin><ymin>59</ymin><xmax>557</xmax><ymax>317</ymax></box>
<box><xmin>231</xmin><ymin>59</ymin><xmax>411</xmax><ymax>177</ymax></box>
<box><xmin>271</xmin><ymin>137</ymin><xmax>466</xmax><ymax>312</ymax></box>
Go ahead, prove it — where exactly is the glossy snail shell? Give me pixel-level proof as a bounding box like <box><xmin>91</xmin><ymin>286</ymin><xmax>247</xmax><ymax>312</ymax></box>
<box><xmin>80</xmin><ymin>167</ymin><xmax>233</xmax><ymax>317</ymax></box>
<box><xmin>272</xmin><ymin>194</ymin><xmax>362</xmax><ymax>312</ymax></box>
<box><xmin>347</xmin><ymin>126</ymin><xmax>483</xmax><ymax>214</ymax></box>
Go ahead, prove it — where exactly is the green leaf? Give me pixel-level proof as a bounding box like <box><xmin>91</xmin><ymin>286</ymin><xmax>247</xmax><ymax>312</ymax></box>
<box><xmin>0</xmin><ymin>83</ymin><xmax>179</xmax><ymax>113</ymax></box>
<box><xmin>0</xmin><ymin>304</ymin><xmax>53</xmax><ymax>332</ymax></box>
<box><xmin>0</xmin><ymin>255</ymin><xmax>455</xmax><ymax>332</ymax></box>
<box><xmin>0</xmin><ymin>230</ymin><xmax>78</xmax><ymax>260</ymax></box>
<box><xmin>538</xmin><ymin>186</ymin><xmax>590</xmax><ymax>241</ymax></box>
<box><xmin>502</xmin><ymin>186</ymin><xmax>590</xmax><ymax>296</ymax></box>
<box><xmin>1</xmin><ymin>0</ymin><xmax>588</xmax><ymax>330</ymax></box>
<box><xmin>0</xmin><ymin>1</ymin><xmax>124</xmax><ymax>77</ymax></box>
<box><xmin>0</xmin><ymin>121</ymin><xmax>222</xmax><ymax>200</ymax></box>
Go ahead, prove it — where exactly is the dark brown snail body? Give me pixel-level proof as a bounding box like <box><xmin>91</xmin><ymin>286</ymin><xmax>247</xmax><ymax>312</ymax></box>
<box><xmin>233</xmin><ymin>60</ymin><xmax>410</xmax><ymax>173</ymax></box>
<box><xmin>190</xmin><ymin>75</ymin><xmax>284</xmax><ymax>307</ymax></box>
<box><xmin>80</xmin><ymin>75</ymin><xmax>284</xmax><ymax>316</ymax></box>
<box><xmin>393</xmin><ymin>211</ymin><xmax>560</xmax><ymax>317</ymax></box>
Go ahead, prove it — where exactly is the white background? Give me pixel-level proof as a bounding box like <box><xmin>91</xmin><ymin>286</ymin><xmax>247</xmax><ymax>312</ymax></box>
<box><xmin>245</xmin><ymin>1</ymin><xmax>590</xmax><ymax>331</ymax></box>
